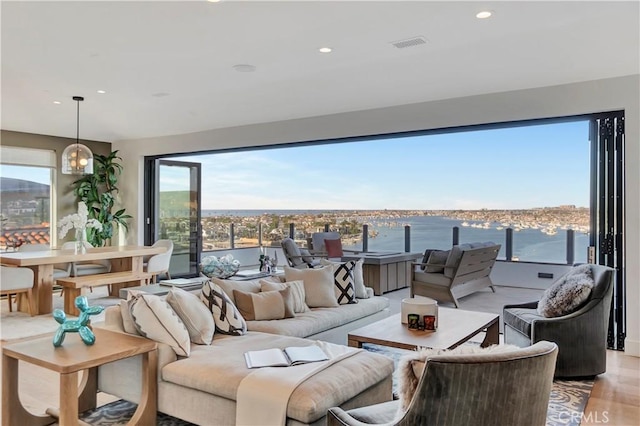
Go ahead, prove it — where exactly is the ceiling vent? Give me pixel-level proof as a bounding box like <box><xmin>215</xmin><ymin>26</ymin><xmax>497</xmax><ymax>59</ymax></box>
<box><xmin>391</xmin><ymin>36</ymin><xmax>427</xmax><ymax>49</ymax></box>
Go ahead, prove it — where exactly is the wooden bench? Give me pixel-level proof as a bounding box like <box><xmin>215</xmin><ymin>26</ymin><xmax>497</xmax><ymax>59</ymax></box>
<box><xmin>57</xmin><ymin>271</ymin><xmax>152</xmax><ymax>316</ymax></box>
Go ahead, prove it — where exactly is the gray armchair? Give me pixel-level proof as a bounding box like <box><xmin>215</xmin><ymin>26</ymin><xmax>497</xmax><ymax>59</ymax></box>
<box><xmin>503</xmin><ymin>263</ymin><xmax>614</xmax><ymax>378</ymax></box>
<box><xmin>328</xmin><ymin>341</ymin><xmax>558</xmax><ymax>426</ymax></box>
<box><xmin>281</xmin><ymin>237</ymin><xmax>324</xmax><ymax>268</ymax></box>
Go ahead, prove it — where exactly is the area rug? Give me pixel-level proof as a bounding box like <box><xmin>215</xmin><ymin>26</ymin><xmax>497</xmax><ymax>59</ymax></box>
<box><xmin>77</xmin><ymin>381</ymin><xmax>593</xmax><ymax>426</ymax></box>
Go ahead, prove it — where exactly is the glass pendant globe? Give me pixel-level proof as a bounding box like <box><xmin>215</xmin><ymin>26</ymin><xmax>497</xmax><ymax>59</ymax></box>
<box><xmin>62</xmin><ymin>143</ymin><xmax>94</xmax><ymax>175</ymax></box>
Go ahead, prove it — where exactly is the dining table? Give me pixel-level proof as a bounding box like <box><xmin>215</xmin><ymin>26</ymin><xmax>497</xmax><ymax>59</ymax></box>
<box><xmin>0</xmin><ymin>245</ymin><xmax>166</xmax><ymax>315</ymax></box>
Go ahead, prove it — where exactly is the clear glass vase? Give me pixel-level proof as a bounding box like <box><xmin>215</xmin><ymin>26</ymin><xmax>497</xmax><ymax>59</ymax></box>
<box><xmin>75</xmin><ymin>228</ymin><xmax>87</xmax><ymax>254</ymax></box>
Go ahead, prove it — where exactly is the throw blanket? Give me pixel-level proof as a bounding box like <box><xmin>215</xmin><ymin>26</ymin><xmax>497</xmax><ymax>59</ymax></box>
<box><xmin>236</xmin><ymin>341</ymin><xmax>361</xmax><ymax>426</ymax></box>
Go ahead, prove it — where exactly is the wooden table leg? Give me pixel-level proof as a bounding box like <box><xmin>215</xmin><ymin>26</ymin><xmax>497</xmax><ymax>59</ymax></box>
<box><xmin>128</xmin><ymin>350</ymin><xmax>157</xmax><ymax>425</ymax></box>
<box><xmin>59</xmin><ymin>371</ymin><xmax>80</xmax><ymax>426</ymax></box>
<box><xmin>348</xmin><ymin>338</ymin><xmax>363</xmax><ymax>348</ymax></box>
<box><xmin>2</xmin><ymin>354</ymin><xmax>55</xmax><ymax>426</ymax></box>
<box><xmin>481</xmin><ymin>319</ymin><xmax>500</xmax><ymax>347</ymax></box>
<box><xmin>21</xmin><ymin>264</ymin><xmax>54</xmax><ymax>315</ymax></box>
<box><xmin>109</xmin><ymin>256</ymin><xmax>146</xmax><ymax>297</ymax></box>
<box><xmin>78</xmin><ymin>368</ymin><xmax>98</xmax><ymax>413</ymax></box>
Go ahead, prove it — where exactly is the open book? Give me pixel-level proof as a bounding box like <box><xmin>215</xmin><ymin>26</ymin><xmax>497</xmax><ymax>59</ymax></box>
<box><xmin>244</xmin><ymin>345</ymin><xmax>329</xmax><ymax>368</ymax></box>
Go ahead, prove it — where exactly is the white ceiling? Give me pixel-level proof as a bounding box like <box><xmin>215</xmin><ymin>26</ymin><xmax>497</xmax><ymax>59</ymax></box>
<box><xmin>1</xmin><ymin>1</ymin><xmax>639</xmax><ymax>143</ymax></box>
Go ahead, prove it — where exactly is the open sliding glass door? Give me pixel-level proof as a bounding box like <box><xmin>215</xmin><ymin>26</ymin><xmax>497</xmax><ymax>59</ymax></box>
<box><xmin>145</xmin><ymin>159</ymin><xmax>202</xmax><ymax>277</ymax></box>
<box><xmin>589</xmin><ymin>112</ymin><xmax>625</xmax><ymax>350</ymax></box>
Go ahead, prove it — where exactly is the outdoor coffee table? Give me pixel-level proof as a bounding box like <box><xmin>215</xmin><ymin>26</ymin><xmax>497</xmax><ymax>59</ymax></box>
<box><xmin>348</xmin><ymin>308</ymin><xmax>499</xmax><ymax>350</ymax></box>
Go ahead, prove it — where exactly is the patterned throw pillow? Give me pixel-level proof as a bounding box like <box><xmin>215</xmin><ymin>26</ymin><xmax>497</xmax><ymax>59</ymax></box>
<box><xmin>320</xmin><ymin>258</ymin><xmax>368</xmax><ymax>299</ymax></box>
<box><xmin>129</xmin><ymin>294</ymin><xmax>191</xmax><ymax>357</ymax></box>
<box><xmin>200</xmin><ymin>280</ymin><xmax>247</xmax><ymax>336</ymax></box>
<box><xmin>537</xmin><ymin>264</ymin><xmax>595</xmax><ymax>318</ymax></box>
<box><xmin>333</xmin><ymin>260</ymin><xmax>358</xmax><ymax>305</ymax></box>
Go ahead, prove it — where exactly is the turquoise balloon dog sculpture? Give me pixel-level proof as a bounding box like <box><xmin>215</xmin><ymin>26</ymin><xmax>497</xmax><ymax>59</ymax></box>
<box><xmin>53</xmin><ymin>296</ymin><xmax>104</xmax><ymax>347</ymax></box>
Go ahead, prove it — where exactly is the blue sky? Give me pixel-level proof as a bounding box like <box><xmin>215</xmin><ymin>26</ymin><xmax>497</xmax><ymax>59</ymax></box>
<box><xmin>167</xmin><ymin>120</ymin><xmax>590</xmax><ymax>210</ymax></box>
<box><xmin>1</xmin><ymin>120</ymin><xmax>590</xmax><ymax>210</ymax></box>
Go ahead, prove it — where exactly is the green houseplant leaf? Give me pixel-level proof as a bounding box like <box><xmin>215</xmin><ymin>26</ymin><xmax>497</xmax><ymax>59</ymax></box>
<box><xmin>72</xmin><ymin>150</ymin><xmax>130</xmax><ymax>247</ymax></box>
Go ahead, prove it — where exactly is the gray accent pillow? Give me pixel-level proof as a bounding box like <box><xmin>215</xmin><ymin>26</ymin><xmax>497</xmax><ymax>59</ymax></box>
<box><xmin>537</xmin><ymin>264</ymin><xmax>595</xmax><ymax>318</ymax></box>
<box><xmin>425</xmin><ymin>250</ymin><xmax>449</xmax><ymax>273</ymax></box>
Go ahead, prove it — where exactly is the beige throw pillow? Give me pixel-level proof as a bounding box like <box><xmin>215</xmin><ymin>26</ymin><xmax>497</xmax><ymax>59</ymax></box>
<box><xmin>166</xmin><ymin>288</ymin><xmax>215</xmax><ymax>345</ymax></box>
<box><xmin>259</xmin><ymin>279</ymin><xmax>309</xmax><ymax>313</ymax></box>
<box><xmin>284</xmin><ymin>266</ymin><xmax>339</xmax><ymax>308</ymax></box>
<box><xmin>210</xmin><ymin>277</ymin><xmax>262</xmax><ymax>305</ymax></box>
<box><xmin>129</xmin><ymin>294</ymin><xmax>191</xmax><ymax>357</ymax></box>
<box><xmin>233</xmin><ymin>288</ymin><xmax>295</xmax><ymax>321</ymax></box>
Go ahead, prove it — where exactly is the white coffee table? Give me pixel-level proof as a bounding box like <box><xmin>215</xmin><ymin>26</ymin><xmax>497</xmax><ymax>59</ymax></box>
<box><xmin>348</xmin><ymin>308</ymin><xmax>499</xmax><ymax>350</ymax></box>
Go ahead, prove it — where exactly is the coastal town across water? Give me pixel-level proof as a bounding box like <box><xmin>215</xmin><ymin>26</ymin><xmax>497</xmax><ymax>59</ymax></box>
<box><xmin>190</xmin><ymin>206</ymin><xmax>589</xmax><ymax>250</ymax></box>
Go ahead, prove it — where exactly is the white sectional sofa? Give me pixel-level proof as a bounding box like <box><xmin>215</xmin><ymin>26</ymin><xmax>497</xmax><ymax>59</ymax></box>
<box><xmin>97</xmin><ymin>274</ymin><xmax>393</xmax><ymax>425</ymax></box>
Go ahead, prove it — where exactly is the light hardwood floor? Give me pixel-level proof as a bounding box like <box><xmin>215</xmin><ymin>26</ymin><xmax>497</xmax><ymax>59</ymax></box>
<box><xmin>1</xmin><ymin>288</ymin><xmax>639</xmax><ymax>425</ymax></box>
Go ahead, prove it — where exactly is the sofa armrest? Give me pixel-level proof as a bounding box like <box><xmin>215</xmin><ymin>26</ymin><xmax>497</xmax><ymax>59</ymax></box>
<box><xmin>503</xmin><ymin>301</ymin><xmax>538</xmax><ymax>310</ymax></box>
<box><xmin>328</xmin><ymin>407</ymin><xmax>389</xmax><ymax>426</ymax></box>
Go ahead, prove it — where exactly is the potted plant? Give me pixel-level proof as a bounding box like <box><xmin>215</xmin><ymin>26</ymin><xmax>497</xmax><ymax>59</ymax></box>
<box><xmin>72</xmin><ymin>150</ymin><xmax>132</xmax><ymax>247</ymax></box>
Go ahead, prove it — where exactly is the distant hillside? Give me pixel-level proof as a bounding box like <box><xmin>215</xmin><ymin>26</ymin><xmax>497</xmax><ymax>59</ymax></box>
<box><xmin>0</xmin><ymin>177</ymin><xmax>49</xmax><ymax>194</ymax></box>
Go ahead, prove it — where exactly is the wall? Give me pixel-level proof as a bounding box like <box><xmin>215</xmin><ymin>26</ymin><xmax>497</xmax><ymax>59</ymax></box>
<box><xmin>0</xmin><ymin>130</ymin><xmax>112</xmax><ymax>243</ymax></box>
<box><xmin>113</xmin><ymin>74</ymin><xmax>640</xmax><ymax>356</ymax></box>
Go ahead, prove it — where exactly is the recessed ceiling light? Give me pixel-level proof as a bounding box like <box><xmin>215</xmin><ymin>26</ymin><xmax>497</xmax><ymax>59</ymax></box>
<box><xmin>319</xmin><ymin>47</ymin><xmax>332</xmax><ymax>53</ymax></box>
<box><xmin>207</xmin><ymin>0</ymin><xmax>221</xmax><ymax>3</ymax></box>
<box><xmin>233</xmin><ymin>64</ymin><xmax>256</xmax><ymax>72</ymax></box>
<box><xmin>53</xmin><ymin>101</ymin><xmax>61</xmax><ymax>105</ymax></box>
<box><xmin>476</xmin><ymin>11</ymin><xmax>493</xmax><ymax>19</ymax></box>
<box><xmin>97</xmin><ymin>90</ymin><xmax>106</xmax><ymax>94</ymax></box>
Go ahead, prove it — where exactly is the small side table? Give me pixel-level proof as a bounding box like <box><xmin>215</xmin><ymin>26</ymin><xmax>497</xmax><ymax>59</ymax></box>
<box><xmin>2</xmin><ymin>328</ymin><xmax>157</xmax><ymax>426</ymax></box>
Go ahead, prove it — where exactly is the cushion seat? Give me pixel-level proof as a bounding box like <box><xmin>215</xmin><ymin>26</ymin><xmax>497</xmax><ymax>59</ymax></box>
<box><xmin>161</xmin><ymin>331</ymin><xmax>394</xmax><ymax>424</ymax></box>
<box><xmin>503</xmin><ymin>307</ymin><xmax>541</xmax><ymax>337</ymax></box>
<box><xmin>412</xmin><ymin>271</ymin><xmax>452</xmax><ymax>286</ymax></box>
<box><xmin>246</xmin><ymin>297</ymin><xmax>389</xmax><ymax>337</ymax></box>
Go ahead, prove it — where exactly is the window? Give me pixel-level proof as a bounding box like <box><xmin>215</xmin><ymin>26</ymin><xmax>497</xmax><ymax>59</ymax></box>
<box><xmin>0</xmin><ymin>147</ymin><xmax>56</xmax><ymax>250</ymax></box>
<box><xmin>149</xmin><ymin>118</ymin><xmax>591</xmax><ymax>265</ymax></box>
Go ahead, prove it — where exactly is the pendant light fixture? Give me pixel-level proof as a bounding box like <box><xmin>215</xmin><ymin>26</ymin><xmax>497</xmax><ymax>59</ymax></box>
<box><xmin>61</xmin><ymin>96</ymin><xmax>93</xmax><ymax>175</ymax></box>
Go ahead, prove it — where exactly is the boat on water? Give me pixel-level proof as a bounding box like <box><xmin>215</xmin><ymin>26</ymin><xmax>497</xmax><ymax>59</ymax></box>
<box><xmin>461</xmin><ymin>221</ymin><xmax>470</xmax><ymax>227</ymax></box>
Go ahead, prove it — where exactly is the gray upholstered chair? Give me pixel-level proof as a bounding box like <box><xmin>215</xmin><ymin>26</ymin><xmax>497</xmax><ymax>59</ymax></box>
<box><xmin>327</xmin><ymin>341</ymin><xmax>558</xmax><ymax>426</ymax></box>
<box><xmin>1</xmin><ymin>265</ymin><xmax>36</xmax><ymax>316</ymax></box>
<box><xmin>503</xmin><ymin>263</ymin><xmax>614</xmax><ymax>378</ymax></box>
<box><xmin>281</xmin><ymin>237</ymin><xmax>324</xmax><ymax>268</ymax></box>
<box><xmin>143</xmin><ymin>239</ymin><xmax>173</xmax><ymax>283</ymax></box>
<box><xmin>61</xmin><ymin>241</ymin><xmax>112</xmax><ymax>276</ymax></box>
<box><xmin>310</xmin><ymin>231</ymin><xmax>340</xmax><ymax>254</ymax></box>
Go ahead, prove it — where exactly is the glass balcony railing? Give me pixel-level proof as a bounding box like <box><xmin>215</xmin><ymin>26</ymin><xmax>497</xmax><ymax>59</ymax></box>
<box><xmin>200</xmin><ymin>220</ymin><xmax>588</xmax><ymax>265</ymax></box>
